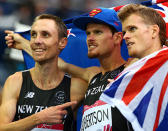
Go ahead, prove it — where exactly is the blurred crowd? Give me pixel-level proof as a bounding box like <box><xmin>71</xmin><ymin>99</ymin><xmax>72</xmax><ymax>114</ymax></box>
<box><xmin>0</xmin><ymin>0</ymin><xmax>146</xmax><ymax>87</ymax></box>
<box><xmin>0</xmin><ymin>0</ymin><xmax>146</xmax><ymax>27</ymax></box>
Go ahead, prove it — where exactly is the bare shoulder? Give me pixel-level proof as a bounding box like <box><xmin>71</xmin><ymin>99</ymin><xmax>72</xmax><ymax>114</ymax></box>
<box><xmin>3</xmin><ymin>72</ymin><xmax>23</xmax><ymax>99</ymax></box>
<box><xmin>69</xmin><ymin>66</ymin><xmax>100</xmax><ymax>85</ymax></box>
<box><xmin>86</xmin><ymin>66</ymin><xmax>101</xmax><ymax>73</ymax></box>
<box><xmin>70</xmin><ymin>77</ymin><xmax>88</xmax><ymax>85</ymax></box>
<box><xmin>5</xmin><ymin>72</ymin><xmax>22</xmax><ymax>87</ymax></box>
<box><xmin>7</xmin><ymin>72</ymin><xmax>22</xmax><ymax>80</ymax></box>
<box><xmin>69</xmin><ymin>66</ymin><xmax>100</xmax><ymax>87</ymax></box>
<box><xmin>85</xmin><ymin>66</ymin><xmax>101</xmax><ymax>81</ymax></box>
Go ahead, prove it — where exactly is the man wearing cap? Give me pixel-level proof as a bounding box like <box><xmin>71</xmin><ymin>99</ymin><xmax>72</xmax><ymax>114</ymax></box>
<box><xmin>69</xmin><ymin>7</ymin><xmax>133</xmax><ymax>130</ymax></box>
<box><xmin>5</xmin><ymin>8</ymin><xmax>134</xmax><ymax>130</ymax></box>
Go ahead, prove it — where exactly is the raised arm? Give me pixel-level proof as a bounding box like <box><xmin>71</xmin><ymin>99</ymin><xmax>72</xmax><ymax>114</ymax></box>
<box><xmin>0</xmin><ymin>72</ymin><xmax>76</xmax><ymax>131</ymax></box>
<box><xmin>58</xmin><ymin>57</ymin><xmax>100</xmax><ymax>83</ymax></box>
<box><xmin>5</xmin><ymin>30</ymin><xmax>32</xmax><ymax>56</ymax></box>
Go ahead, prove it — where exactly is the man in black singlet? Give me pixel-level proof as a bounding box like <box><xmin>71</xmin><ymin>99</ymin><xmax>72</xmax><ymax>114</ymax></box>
<box><xmin>0</xmin><ymin>14</ymin><xmax>87</xmax><ymax>131</ymax></box>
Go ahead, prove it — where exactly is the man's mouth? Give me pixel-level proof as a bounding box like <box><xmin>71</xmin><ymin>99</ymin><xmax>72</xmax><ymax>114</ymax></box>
<box><xmin>33</xmin><ymin>48</ymin><xmax>46</xmax><ymax>54</ymax></box>
<box><xmin>89</xmin><ymin>45</ymin><xmax>97</xmax><ymax>49</ymax></box>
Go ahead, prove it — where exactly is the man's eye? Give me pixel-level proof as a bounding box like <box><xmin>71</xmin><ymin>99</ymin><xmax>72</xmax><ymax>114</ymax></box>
<box><xmin>95</xmin><ymin>30</ymin><xmax>102</xmax><ymax>34</ymax></box>
<box><xmin>31</xmin><ymin>32</ymin><xmax>37</xmax><ymax>38</ymax></box>
<box><xmin>129</xmin><ymin>27</ymin><xmax>136</xmax><ymax>32</ymax></box>
<box><xmin>42</xmin><ymin>32</ymin><xmax>49</xmax><ymax>37</ymax></box>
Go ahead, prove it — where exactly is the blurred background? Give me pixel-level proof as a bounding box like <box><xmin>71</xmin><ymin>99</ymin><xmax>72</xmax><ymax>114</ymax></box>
<box><xmin>0</xmin><ymin>0</ymin><xmax>146</xmax><ymax>88</ymax></box>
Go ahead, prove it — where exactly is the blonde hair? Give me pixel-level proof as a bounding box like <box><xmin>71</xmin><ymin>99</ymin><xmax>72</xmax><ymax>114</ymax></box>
<box><xmin>118</xmin><ymin>4</ymin><xmax>166</xmax><ymax>45</ymax></box>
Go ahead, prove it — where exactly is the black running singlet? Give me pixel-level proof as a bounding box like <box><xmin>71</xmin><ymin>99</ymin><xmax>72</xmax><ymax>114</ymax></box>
<box><xmin>13</xmin><ymin>71</ymin><xmax>74</xmax><ymax>131</ymax></box>
<box><xmin>84</xmin><ymin>65</ymin><xmax>125</xmax><ymax>105</ymax></box>
<box><xmin>81</xmin><ymin>65</ymin><xmax>133</xmax><ymax>131</ymax></box>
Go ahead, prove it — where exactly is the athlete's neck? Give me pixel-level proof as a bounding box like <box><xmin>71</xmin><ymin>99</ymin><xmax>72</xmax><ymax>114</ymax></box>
<box><xmin>30</xmin><ymin>62</ymin><xmax>64</xmax><ymax>90</ymax></box>
<box><xmin>99</xmin><ymin>55</ymin><xmax>126</xmax><ymax>75</ymax></box>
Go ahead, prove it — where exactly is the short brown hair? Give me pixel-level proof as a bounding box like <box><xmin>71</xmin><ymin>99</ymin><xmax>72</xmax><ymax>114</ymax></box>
<box><xmin>118</xmin><ymin>4</ymin><xmax>166</xmax><ymax>46</ymax></box>
<box><xmin>34</xmin><ymin>14</ymin><xmax>67</xmax><ymax>40</ymax></box>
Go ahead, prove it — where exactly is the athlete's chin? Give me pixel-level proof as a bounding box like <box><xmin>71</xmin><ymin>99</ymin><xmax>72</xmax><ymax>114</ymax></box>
<box><xmin>34</xmin><ymin>58</ymin><xmax>45</xmax><ymax>63</ymax></box>
<box><xmin>33</xmin><ymin>56</ymin><xmax>46</xmax><ymax>62</ymax></box>
<box><xmin>88</xmin><ymin>53</ymin><xmax>98</xmax><ymax>59</ymax></box>
<box><xmin>128</xmin><ymin>51</ymin><xmax>138</xmax><ymax>58</ymax></box>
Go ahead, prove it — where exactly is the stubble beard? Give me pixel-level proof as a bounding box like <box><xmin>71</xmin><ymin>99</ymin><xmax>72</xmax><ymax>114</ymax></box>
<box><xmin>87</xmin><ymin>52</ymin><xmax>99</xmax><ymax>59</ymax></box>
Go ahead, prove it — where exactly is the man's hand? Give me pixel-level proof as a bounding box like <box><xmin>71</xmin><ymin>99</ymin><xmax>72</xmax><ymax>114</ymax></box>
<box><xmin>36</xmin><ymin>101</ymin><xmax>77</xmax><ymax>125</ymax></box>
<box><xmin>5</xmin><ymin>30</ymin><xmax>32</xmax><ymax>56</ymax></box>
<box><xmin>108</xmin><ymin>79</ymin><xmax>114</xmax><ymax>83</ymax></box>
<box><xmin>5</xmin><ymin>30</ymin><xmax>26</xmax><ymax>50</ymax></box>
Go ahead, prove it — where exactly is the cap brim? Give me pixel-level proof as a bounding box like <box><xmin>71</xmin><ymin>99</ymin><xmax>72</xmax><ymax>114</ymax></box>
<box><xmin>73</xmin><ymin>16</ymin><xmax>110</xmax><ymax>30</ymax></box>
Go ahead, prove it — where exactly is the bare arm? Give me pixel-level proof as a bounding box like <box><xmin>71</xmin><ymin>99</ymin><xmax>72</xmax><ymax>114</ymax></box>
<box><xmin>70</xmin><ymin>77</ymin><xmax>88</xmax><ymax>120</ymax></box>
<box><xmin>5</xmin><ymin>30</ymin><xmax>32</xmax><ymax>56</ymax></box>
<box><xmin>58</xmin><ymin>58</ymin><xmax>100</xmax><ymax>83</ymax></box>
<box><xmin>0</xmin><ymin>72</ymin><xmax>76</xmax><ymax>131</ymax></box>
<box><xmin>70</xmin><ymin>77</ymin><xmax>88</xmax><ymax>110</ymax></box>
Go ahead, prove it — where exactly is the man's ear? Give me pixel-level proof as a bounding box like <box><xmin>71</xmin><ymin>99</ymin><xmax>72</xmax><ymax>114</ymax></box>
<box><xmin>152</xmin><ymin>24</ymin><xmax>159</xmax><ymax>39</ymax></box>
<box><xmin>113</xmin><ymin>32</ymin><xmax>123</xmax><ymax>45</ymax></box>
<box><xmin>59</xmin><ymin>37</ymin><xmax>68</xmax><ymax>50</ymax></box>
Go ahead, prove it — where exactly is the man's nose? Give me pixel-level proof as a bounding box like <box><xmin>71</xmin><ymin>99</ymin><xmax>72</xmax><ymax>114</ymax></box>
<box><xmin>123</xmin><ymin>32</ymin><xmax>130</xmax><ymax>40</ymax></box>
<box><xmin>34</xmin><ymin>35</ymin><xmax>42</xmax><ymax>44</ymax></box>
